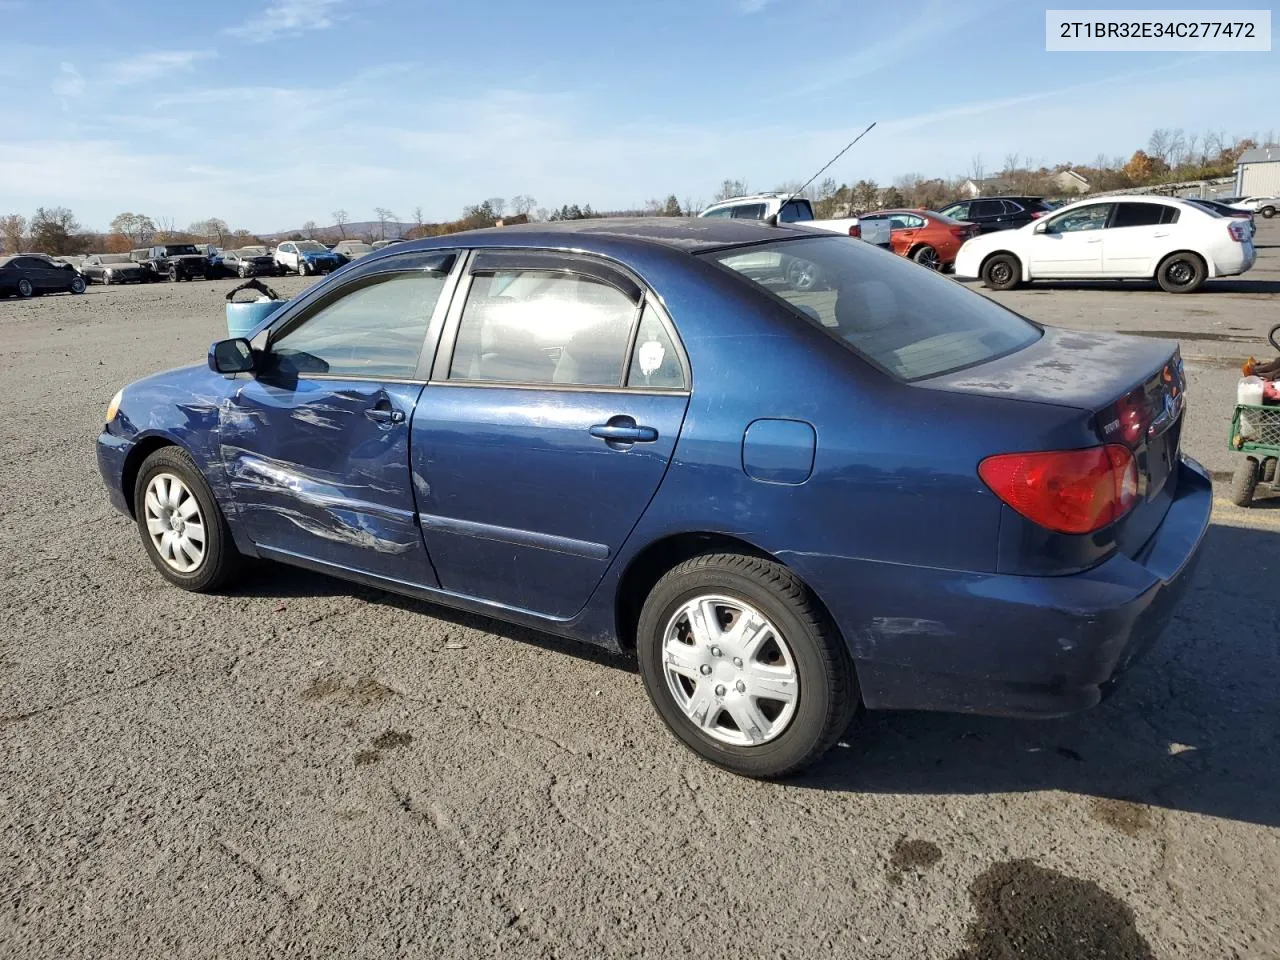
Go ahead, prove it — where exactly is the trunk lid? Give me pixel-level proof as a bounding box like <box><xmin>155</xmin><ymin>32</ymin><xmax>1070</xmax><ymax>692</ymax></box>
<box><xmin>922</xmin><ymin>327</ymin><xmax>1185</xmax><ymax>566</ymax></box>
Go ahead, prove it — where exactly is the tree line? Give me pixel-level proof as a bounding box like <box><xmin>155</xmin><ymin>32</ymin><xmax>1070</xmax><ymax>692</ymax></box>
<box><xmin>3</xmin><ymin>128</ymin><xmax>1274</xmax><ymax>256</ymax></box>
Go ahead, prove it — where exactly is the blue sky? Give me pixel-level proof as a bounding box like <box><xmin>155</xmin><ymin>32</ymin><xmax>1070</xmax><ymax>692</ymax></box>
<box><xmin>0</xmin><ymin>0</ymin><xmax>1276</xmax><ymax>232</ymax></box>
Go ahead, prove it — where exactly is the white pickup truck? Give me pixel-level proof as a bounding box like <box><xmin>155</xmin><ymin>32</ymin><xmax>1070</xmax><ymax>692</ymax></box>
<box><xmin>698</xmin><ymin>193</ymin><xmax>891</xmax><ymax>245</ymax></box>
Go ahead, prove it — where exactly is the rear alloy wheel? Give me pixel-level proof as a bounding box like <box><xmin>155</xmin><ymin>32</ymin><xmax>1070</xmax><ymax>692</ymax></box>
<box><xmin>785</xmin><ymin>257</ymin><xmax>821</xmax><ymax>291</ymax></box>
<box><xmin>1156</xmin><ymin>251</ymin><xmax>1206</xmax><ymax>293</ymax></box>
<box><xmin>637</xmin><ymin>553</ymin><xmax>857</xmax><ymax>778</ymax></box>
<box><xmin>70</xmin><ymin>275</ymin><xmax>86</xmax><ymax>294</ymax></box>
<box><xmin>134</xmin><ymin>447</ymin><xmax>244</xmax><ymax>591</ymax></box>
<box><xmin>912</xmin><ymin>245</ymin><xmax>942</xmax><ymax>271</ymax></box>
<box><xmin>167</xmin><ymin>265</ymin><xmax>179</xmax><ymax>282</ymax></box>
<box><xmin>1260</xmin><ymin>206</ymin><xmax>1276</xmax><ymax>219</ymax></box>
<box><xmin>1230</xmin><ymin>456</ymin><xmax>1259</xmax><ymax>507</ymax></box>
<box><xmin>980</xmin><ymin>253</ymin><xmax>1021</xmax><ymax>291</ymax></box>
<box><xmin>17</xmin><ymin>278</ymin><xmax>33</xmax><ymax>298</ymax></box>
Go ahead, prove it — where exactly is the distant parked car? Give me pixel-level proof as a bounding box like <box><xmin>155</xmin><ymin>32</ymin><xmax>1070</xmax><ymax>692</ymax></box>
<box><xmin>0</xmin><ymin>254</ymin><xmax>87</xmax><ymax>297</ymax></box>
<box><xmin>1226</xmin><ymin>196</ymin><xmax>1278</xmax><ymax>218</ymax></box>
<box><xmin>955</xmin><ymin>196</ymin><xmax>1255</xmax><ymax>293</ymax></box>
<box><xmin>223</xmin><ymin>246</ymin><xmax>279</xmax><ymax>279</ymax></box>
<box><xmin>699</xmin><ymin>194</ymin><xmax>891</xmax><ymax>245</ymax></box>
<box><xmin>137</xmin><ymin>244</ymin><xmax>210</xmax><ymax>282</ymax></box>
<box><xmin>938</xmin><ymin>196</ymin><xmax>1056</xmax><ymax>235</ymax></box>
<box><xmin>854</xmin><ymin>209</ymin><xmax>979</xmax><ymax>270</ymax></box>
<box><xmin>333</xmin><ymin>240</ymin><xmax>374</xmax><ymax>261</ymax></box>
<box><xmin>274</xmin><ymin>240</ymin><xmax>344</xmax><ymax>276</ymax></box>
<box><xmin>82</xmin><ymin>253</ymin><xmax>149</xmax><ymax>285</ymax></box>
<box><xmin>1185</xmin><ymin>198</ymin><xmax>1256</xmax><ymax>237</ymax></box>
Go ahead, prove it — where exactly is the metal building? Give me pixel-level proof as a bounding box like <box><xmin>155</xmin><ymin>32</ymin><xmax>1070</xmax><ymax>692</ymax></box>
<box><xmin>1235</xmin><ymin>147</ymin><xmax>1280</xmax><ymax>196</ymax></box>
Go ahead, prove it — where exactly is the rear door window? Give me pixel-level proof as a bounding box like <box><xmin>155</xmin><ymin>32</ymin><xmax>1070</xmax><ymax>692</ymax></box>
<box><xmin>779</xmin><ymin>200</ymin><xmax>812</xmax><ymax>223</ymax></box>
<box><xmin>968</xmin><ymin>200</ymin><xmax>1003</xmax><ymax>219</ymax></box>
<box><xmin>705</xmin><ymin>237</ymin><xmax>1040</xmax><ymax>381</ymax></box>
<box><xmin>1112</xmin><ymin>202</ymin><xmax>1169</xmax><ymax>228</ymax></box>
<box><xmin>730</xmin><ymin>203</ymin><xmax>767</xmax><ymax>220</ymax></box>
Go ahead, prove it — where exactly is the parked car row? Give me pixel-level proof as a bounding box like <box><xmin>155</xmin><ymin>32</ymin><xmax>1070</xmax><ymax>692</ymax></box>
<box><xmin>0</xmin><ymin>254</ymin><xmax>87</xmax><ymax>297</ymax></box>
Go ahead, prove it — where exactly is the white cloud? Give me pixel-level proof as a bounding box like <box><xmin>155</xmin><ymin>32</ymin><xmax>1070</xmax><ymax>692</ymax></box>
<box><xmin>224</xmin><ymin>0</ymin><xmax>344</xmax><ymax>42</ymax></box>
<box><xmin>107</xmin><ymin>50</ymin><xmax>215</xmax><ymax>85</ymax></box>
<box><xmin>52</xmin><ymin>62</ymin><xmax>84</xmax><ymax>100</ymax></box>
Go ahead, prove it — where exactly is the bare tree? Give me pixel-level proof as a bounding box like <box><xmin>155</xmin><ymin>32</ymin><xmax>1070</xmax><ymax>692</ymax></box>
<box><xmin>510</xmin><ymin>194</ymin><xmax>536</xmax><ymax>217</ymax></box>
<box><xmin>30</xmin><ymin>206</ymin><xmax>82</xmax><ymax>255</ymax></box>
<box><xmin>968</xmin><ymin>154</ymin><xmax>985</xmax><ymax>187</ymax></box>
<box><xmin>1003</xmin><ymin>152</ymin><xmax>1020</xmax><ymax>174</ymax></box>
<box><xmin>713</xmin><ymin>179</ymin><xmax>749</xmax><ymax>202</ymax></box>
<box><xmin>533</xmin><ymin>207</ymin><xmax>549</xmax><ymax>222</ymax></box>
<box><xmin>373</xmin><ymin>207</ymin><xmax>395</xmax><ymax>240</ymax></box>
<box><xmin>486</xmin><ymin>197</ymin><xmax>506</xmax><ymax>219</ymax></box>
<box><xmin>301</xmin><ymin>220</ymin><xmax>318</xmax><ymax>238</ymax></box>
<box><xmin>1168</xmin><ymin>128</ymin><xmax>1187</xmax><ymax>168</ymax></box>
<box><xmin>411</xmin><ymin>206</ymin><xmax>425</xmax><ymax>232</ymax></box>
<box><xmin>0</xmin><ymin>213</ymin><xmax>27</xmax><ymax>253</ymax></box>
<box><xmin>109</xmin><ymin>212</ymin><xmax>156</xmax><ymax>246</ymax></box>
<box><xmin>154</xmin><ymin>216</ymin><xmax>177</xmax><ymax>241</ymax></box>
<box><xmin>1147</xmin><ymin>129</ymin><xmax>1172</xmax><ymax>164</ymax></box>
<box><xmin>332</xmin><ymin>209</ymin><xmax>349</xmax><ymax>239</ymax></box>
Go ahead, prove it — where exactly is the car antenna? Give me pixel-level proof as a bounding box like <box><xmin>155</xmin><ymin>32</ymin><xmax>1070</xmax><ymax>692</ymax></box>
<box><xmin>765</xmin><ymin>120</ymin><xmax>877</xmax><ymax>227</ymax></box>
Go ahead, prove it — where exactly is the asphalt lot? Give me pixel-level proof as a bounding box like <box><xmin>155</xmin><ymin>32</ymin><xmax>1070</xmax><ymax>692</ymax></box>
<box><xmin>2</xmin><ymin>225</ymin><xmax>1278</xmax><ymax>960</ymax></box>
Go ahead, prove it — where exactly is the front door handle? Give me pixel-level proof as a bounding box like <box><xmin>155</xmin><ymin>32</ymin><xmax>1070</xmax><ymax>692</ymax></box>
<box><xmin>365</xmin><ymin>406</ymin><xmax>405</xmax><ymax>425</ymax></box>
<box><xmin>590</xmin><ymin>416</ymin><xmax>658</xmax><ymax>445</ymax></box>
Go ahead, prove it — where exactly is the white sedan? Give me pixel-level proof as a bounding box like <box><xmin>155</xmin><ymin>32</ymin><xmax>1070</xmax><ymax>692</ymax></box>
<box><xmin>954</xmin><ymin>196</ymin><xmax>1256</xmax><ymax>293</ymax></box>
<box><xmin>1226</xmin><ymin>196</ymin><xmax>1278</xmax><ymax>218</ymax></box>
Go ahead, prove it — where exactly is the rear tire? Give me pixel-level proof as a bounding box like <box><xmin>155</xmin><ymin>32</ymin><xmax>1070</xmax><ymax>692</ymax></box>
<box><xmin>1156</xmin><ymin>251</ymin><xmax>1206</xmax><ymax>293</ymax></box>
<box><xmin>17</xmin><ymin>278</ymin><xmax>33</xmax><ymax>298</ymax></box>
<box><xmin>70</xmin><ymin>276</ymin><xmax>86</xmax><ymax>294</ymax></box>
<box><xmin>980</xmin><ymin>253</ymin><xmax>1021</xmax><ymax>291</ymax></box>
<box><xmin>1230</xmin><ymin>457</ymin><xmax>1259</xmax><ymax>507</ymax></box>
<box><xmin>133</xmin><ymin>446</ymin><xmax>245</xmax><ymax>592</ymax></box>
<box><xmin>911</xmin><ymin>245</ymin><xmax>942</xmax><ymax>270</ymax></box>
<box><xmin>167</xmin><ymin>265</ymin><xmax>179</xmax><ymax>282</ymax></box>
<box><xmin>1260</xmin><ymin>205</ymin><xmax>1276</xmax><ymax>219</ymax></box>
<box><xmin>636</xmin><ymin>553</ymin><xmax>857</xmax><ymax>779</ymax></box>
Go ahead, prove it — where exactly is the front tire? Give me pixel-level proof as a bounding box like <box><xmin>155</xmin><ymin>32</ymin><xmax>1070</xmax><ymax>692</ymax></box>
<box><xmin>980</xmin><ymin>252</ymin><xmax>1021</xmax><ymax>291</ymax></box>
<box><xmin>636</xmin><ymin>554</ymin><xmax>857</xmax><ymax>778</ymax></box>
<box><xmin>17</xmin><ymin>278</ymin><xmax>34</xmax><ymax>298</ymax></box>
<box><xmin>1156</xmin><ymin>251</ymin><xmax>1206</xmax><ymax>293</ymax></box>
<box><xmin>70</xmin><ymin>275</ymin><xmax>86</xmax><ymax>294</ymax></box>
<box><xmin>133</xmin><ymin>446</ymin><xmax>244</xmax><ymax>592</ymax></box>
<box><xmin>1230</xmin><ymin>457</ymin><xmax>1259</xmax><ymax>508</ymax></box>
<box><xmin>167</xmin><ymin>265</ymin><xmax>179</xmax><ymax>282</ymax></box>
<box><xmin>238</xmin><ymin>264</ymin><xmax>249</xmax><ymax>279</ymax></box>
<box><xmin>298</xmin><ymin>261</ymin><xmax>310</xmax><ymax>276</ymax></box>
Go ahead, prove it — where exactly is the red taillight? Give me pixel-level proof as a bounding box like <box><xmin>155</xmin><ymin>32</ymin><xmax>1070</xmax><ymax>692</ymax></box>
<box><xmin>1030</xmin><ymin>210</ymin><xmax>1047</xmax><ymax>219</ymax></box>
<box><xmin>978</xmin><ymin>445</ymin><xmax>1138</xmax><ymax>535</ymax></box>
<box><xmin>1228</xmin><ymin>221</ymin><xmax>1249</xmax><ymax>242</ymax></box>
<box><xmin>848</xmin><ymin>224</ymin><xmax>861</xmax><ymax>238</ymax></box>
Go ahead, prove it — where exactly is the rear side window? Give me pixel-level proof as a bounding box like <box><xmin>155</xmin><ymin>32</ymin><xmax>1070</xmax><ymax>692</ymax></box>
<box><xmin>705</xmin><ymin>237</ymin><xmax>1040</xmax><ymax>381</ymax></box>
<box><xmin>269</xmin><ymin>271</ymin><xmax>450</xmax><ymax>379</ymax></box>
<box><xmin>627</xmin><ymin>306</ymin><xmax>686</xmax><ymax>389</ymax></box>
<box><xmin>968</xmin><ymin>200</ymin><xmax>1003</xmax><ymax>218</ymax></box>
<box><xmin>779</xmin><ymin>200</ymin><xmax>812</xmax><ymax>223</ymax></box>
<box><xmin>450</xmin><ymin>271</ymin><xmax>638</xmax><ymax>386</ymax></box>
<box><xmin>731</xmin><ymin>203</ymin><xmax>767</xmax><ymax>220</ymax></box>
<box><xmin>1113</xmin><ymin>202</ymin><xmax>1178</xmax><ymax>227</ymax></box>
<box><xmin>702</xmin><ymin>207</ymin><xmax>733</xmax><ymax>219</ymax></box>
<box><xmin>941</xmin><ymin>201</ymin><xmax>970</xmax><ymax>220</ymax></box>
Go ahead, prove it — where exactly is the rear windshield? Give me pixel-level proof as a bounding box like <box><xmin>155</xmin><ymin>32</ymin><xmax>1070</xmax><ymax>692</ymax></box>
<box><xmin>704</xmin><ymin>236</ymin><xmax>1041</xmax><ymax>381</ymax></box>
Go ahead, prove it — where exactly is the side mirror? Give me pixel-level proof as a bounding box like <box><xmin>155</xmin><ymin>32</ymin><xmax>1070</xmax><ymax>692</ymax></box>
<box><xmin>209</xmin><ymin>338</ymin><xmax>256</xmax><ymax>374</ymax></box>
<box><xmin>1033</xmin><ymin>220</ymin><xmax>1049</xmax><ymax>234</ymax></box>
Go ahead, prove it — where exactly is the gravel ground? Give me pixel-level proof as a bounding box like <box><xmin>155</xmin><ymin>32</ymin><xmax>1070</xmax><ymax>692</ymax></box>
<box><xmin>2</xmin><ymin>229</ymin><xmax>1279</xmax><ymax>960</ymax></box>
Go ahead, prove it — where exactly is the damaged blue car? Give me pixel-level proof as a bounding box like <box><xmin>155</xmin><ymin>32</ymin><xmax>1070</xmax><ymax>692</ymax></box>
<box><xmin>97</xmin><ymin>218</ymin><xmax>1211</xmax><ymax>777</ymax></box>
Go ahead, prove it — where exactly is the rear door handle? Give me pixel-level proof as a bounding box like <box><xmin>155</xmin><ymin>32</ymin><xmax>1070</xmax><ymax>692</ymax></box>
<box><xmin>590</xmin><ymin>417</ymin><xmax>658</xmax><ymax>445</ymax></box>
<box><xmin>365</xmin><ymin>407</ymin><xmax>405</xmax><ymax>425</ymax></box>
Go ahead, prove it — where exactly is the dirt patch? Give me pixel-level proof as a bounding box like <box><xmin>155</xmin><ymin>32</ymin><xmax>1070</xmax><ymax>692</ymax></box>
<box><xmin>1090</xmin><ymin>798</ymin><xmax>1152</xmax><ymax>837</ymax></box>
<box><xmin>887</xmin><ymin>837</ymin><xmax>942</xmax><ymax>885</ymax></box>
<box><xmin>300</xmin><ymin>674</ymin><xmax>398</xmax><ymax>707</ymax></box>
<box><xmin>353</xmin><ymin>749</ymin><xmax>380</xmax><ymax>767</ymax></box>
<box><xmin>373</xmin><ymin>730</ymin><xmax>413</xmax><ymax>750</ymax></box>
<box><xmin>950</xmin><ymin>860</ymin><xmax>1155</xmax><ymax>960</ymax></box>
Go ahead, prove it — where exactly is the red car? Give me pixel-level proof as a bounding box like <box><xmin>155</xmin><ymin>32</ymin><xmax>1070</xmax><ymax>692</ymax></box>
<box><xmin>856</xmin><ymin>209</ymin><xmax>978</xmax><ymax>271</ymax></box>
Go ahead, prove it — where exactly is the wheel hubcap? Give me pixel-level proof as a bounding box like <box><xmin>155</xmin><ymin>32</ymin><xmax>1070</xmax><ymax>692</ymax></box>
<box><xmin>661</xmin><ymin>595</ymin><xmax>799</xmax><ymax>746</ymax></box>
<box><xmin>143</xmin><ymin>473</ymin><xmax>206</xmax><ymax>573</ymax></box>
<box><xmin>991</xmin><ymin>263</ymin><xmax>1011</xmax><ymax>283</ymax></box>
<box><xmin>918</xmin><ymin>249</ymin><xmax>940</xmax><ymax>270</ymax></box>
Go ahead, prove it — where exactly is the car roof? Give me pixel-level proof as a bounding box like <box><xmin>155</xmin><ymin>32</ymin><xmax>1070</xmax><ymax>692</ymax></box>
<box><xmin>380</xmin><ymin>217</ymin><xmax>820</xmax><ymax>260</ymax></box>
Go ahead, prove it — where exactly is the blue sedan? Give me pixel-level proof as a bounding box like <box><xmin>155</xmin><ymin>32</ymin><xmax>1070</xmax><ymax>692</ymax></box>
<box><xmin>97</xmin><ymin>218</ymin><xmax>1211</xmax><ymax>777</ymax></box>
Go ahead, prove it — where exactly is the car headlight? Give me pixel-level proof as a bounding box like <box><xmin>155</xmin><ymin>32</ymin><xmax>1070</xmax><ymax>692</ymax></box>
<box><xmin>105</xmin><ymin>389</ymin><xmax>123</xmax><ymax>425</ymax></box>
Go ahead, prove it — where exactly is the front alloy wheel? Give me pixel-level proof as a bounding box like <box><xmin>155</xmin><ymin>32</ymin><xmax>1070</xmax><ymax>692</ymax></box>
<box><xmin>17</xmin><ymin>278</ymin><xmax>33</xmax><ymax>298</ymax></box>
<box><xmin>143</xmin><ymin>473</ymin><xmax>206</xmax><ymax>573</ymax></box>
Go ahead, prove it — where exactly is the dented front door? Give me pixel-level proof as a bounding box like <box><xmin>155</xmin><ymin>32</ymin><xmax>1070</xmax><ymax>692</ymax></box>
<box><xmin>220</xmin><ymin>378</ymin><xmax>437</xmax><ymax>585</ymax></box>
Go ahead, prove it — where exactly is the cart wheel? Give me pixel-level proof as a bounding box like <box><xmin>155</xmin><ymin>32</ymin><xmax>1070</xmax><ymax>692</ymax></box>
<box><xmin>1230</xmin><ymin>457</ymin><xmax>1259</xmax><ymax>507</ymax></box>
<box><xmin>1263</xmin><ymin>458</ymin><xmax>1278</xmax><ymax>485</ymax></box>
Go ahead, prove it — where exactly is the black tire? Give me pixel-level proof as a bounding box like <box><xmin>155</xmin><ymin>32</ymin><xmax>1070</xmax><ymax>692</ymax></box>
<box><xmin>102</xmin><ymin>272</ymin><xmax>112</xmax><ymax>286</ymax></box>
<box><xmin>1230</xmin><ymin>457</ymin><xmax>1259</xmax><ymax>508</ymax></box>
<box><xmin>167</xmin><ymin>265</ymin><xmax>179</xmax><ymax>282</ymax></box>
<box><xmin>133</xmin><ymin>446</ymin><xmax>245</xmax><ymax>592</ymax></box>
<box><xmin>1156</xmin><ymin>251</ymin><xmax>1206</xmax><ymax>293</ymax></box>
<box><xmin>17</xmin><ymin>277</ymin><xmax>34</xmax><ymax>298</ymax></box>
<box><xmin>238</xmin><ymin>264</ymin><xmax>248</xmax><ymax>279</ymax></box>
<box><xmin>1263</xmin><ymin>458</ymin><xmax>1278</xmax><ymax>485</ymax></box>
<box><xmin>980</xmin><ymin>253</ymin><xmax>1021</xmax><ymax>291</ymax></box>
<box><xmin>69</xmin><ymin>275</ymin><xmax>86</xmax><ymax>295</ymax></box>
<box><xmin>636</xmin><ymin>553</ymin><xmax>857</xmax><ymax>778</ymax></box>
<box><xmin>911</xmin><ymin>245</ymin><xmax>942</xmax><ymax>271</ymax></box>
<box><xmin>1260</xmin><ymin>205</ymin><xmax>1276</xmax><ymax>219</ymax></box>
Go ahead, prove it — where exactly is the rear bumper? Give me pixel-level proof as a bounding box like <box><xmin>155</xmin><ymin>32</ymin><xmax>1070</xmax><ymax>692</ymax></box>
<box><xmin>817</xmin><ymin>457</ymin><xmax>1212</xmax><ymax>717</ymax></box>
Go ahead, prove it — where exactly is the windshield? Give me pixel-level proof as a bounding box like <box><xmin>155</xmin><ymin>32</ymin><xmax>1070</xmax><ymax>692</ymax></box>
<box><xmin>343</xmin><ymin>243</ymin><xmax>373</xmax><ymax>253</ymax></box>
<box><xmin>237</xmin><ymin>246</ymin><xmax>268</xmax><ymax>256</ymax></box>
<box><xmin>704</xmin><ymin>237</ymin><xmax>1041</xmax><ymax>381</ymax></box>
<box><xmin>295</xmin><ymin>241</ymin><xmax>328</xmax><ymax>252</ymax></box>
<box><xmin>164</xmin><ymin>245</ymin><xmax>199</xmax><ymax>256</ymax></box>
<box><xmin>101</xmin><ymin>254</ymin><xmax>132</xmax><ymax>264</ymax></box>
